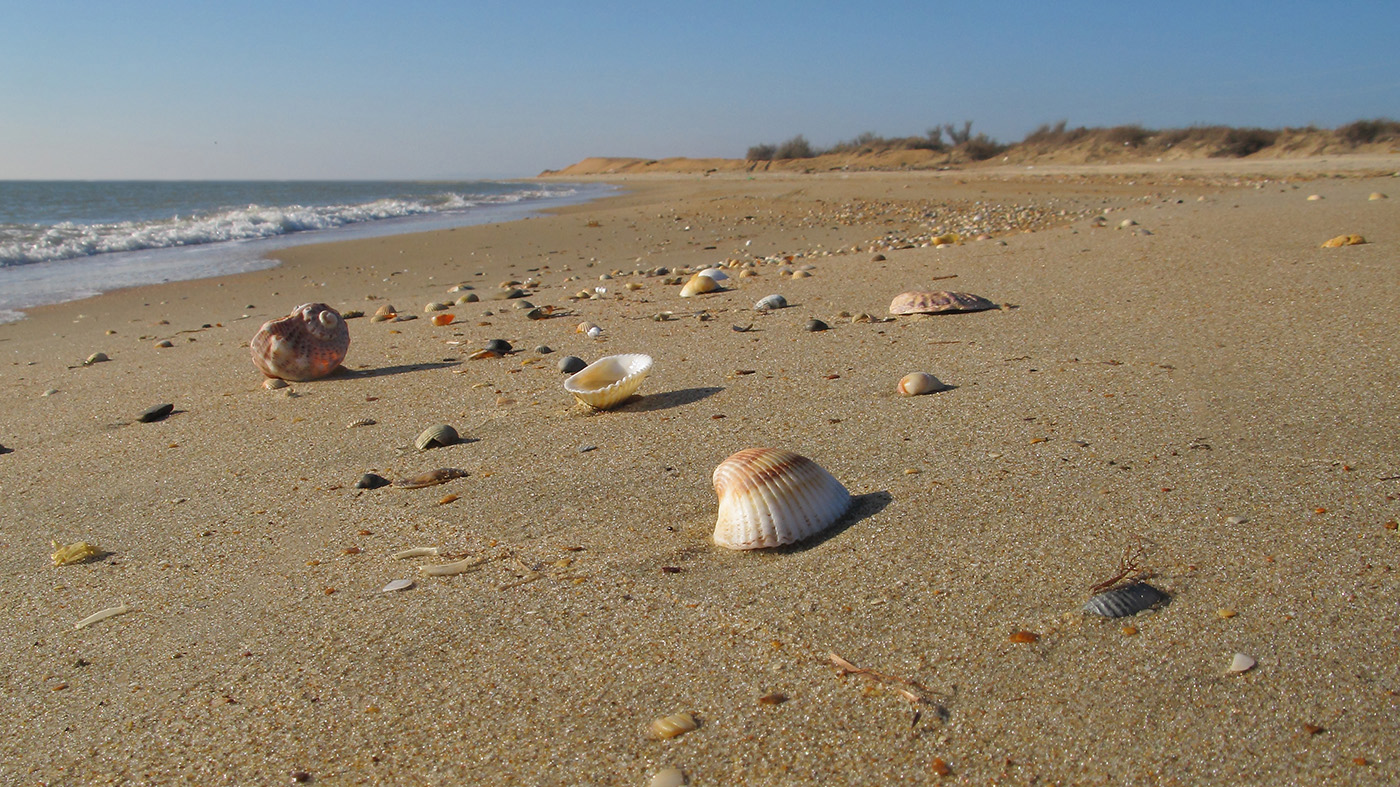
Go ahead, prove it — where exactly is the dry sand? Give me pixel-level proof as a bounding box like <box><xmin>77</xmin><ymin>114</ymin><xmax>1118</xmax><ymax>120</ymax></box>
<box><xmin>2</xmin><ymin>162</ymin><xmax>1399</xmax><ymax>785</ymax></box>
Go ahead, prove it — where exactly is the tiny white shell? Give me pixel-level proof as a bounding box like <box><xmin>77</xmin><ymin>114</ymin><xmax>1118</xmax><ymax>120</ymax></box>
<box><xmin>381</xmin><ymin>578</ymin><xmax>414</xmax><ymax>593</ymax></box>
<box><xmin>713</xmin><ymin>448</ymin><xmax>852</xmax><ymax>550</ymax></box>
<box><xmin>697</xmin><ymin>268</ymin><xmax>729</xmax><ymax>281</ymax></box>
<box><xmin>897</xmin><ymin>372</ymin><xmax>944</xmax><ymax>396</ymax></box>
<box><xmin>680</xmin><ymin>275</ymin><xmax>719</xmax><ymax>297</ymax></box>
<box><xmin>754</xmin><ymin>294</ymin><xmax>787</xmax><ymax>311</ymax></box>
<box><xmin>649</xmin><ymin>711</ymin><xmax>699</xmax><ymax>740</ymax></box>
<box><xmin>1229</xmin><ymin>653</ymin><xmax>1256</xmax><ymax>673</ymax></box>
<box><xmin>564</xmin><ymin>354</ymin><xmax>652</xmax><ymax>410</ymax></box>
<box><xmin>650</xmin><ymin>768</ymin><xmax>687</xmax><ymax>787</ymax></box>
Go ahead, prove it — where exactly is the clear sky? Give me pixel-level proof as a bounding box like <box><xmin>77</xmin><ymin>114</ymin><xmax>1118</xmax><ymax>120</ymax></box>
<box><xmin>2</xmin><ymin>0</ymin><xmax>1396</xmax><ymax>180</ymax></box>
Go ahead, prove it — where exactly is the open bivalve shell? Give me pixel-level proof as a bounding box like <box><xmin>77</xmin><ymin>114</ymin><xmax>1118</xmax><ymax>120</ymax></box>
<box><xmin>712</xmin><ymin>448</ymin><xmax>852</xmax><ymax>550</ymax></box>
<box><xmin>889</xmin><ymin>291</ymin><xmax>996</xmax><ymax>315</ymax></box>
<box><xmin>563</xmin><ymin>353</ymin><xmax>653</xmax><ymax>410</ymax></box>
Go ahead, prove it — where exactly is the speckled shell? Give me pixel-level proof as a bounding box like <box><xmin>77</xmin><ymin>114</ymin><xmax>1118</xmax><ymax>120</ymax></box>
<box><xmin>563</xmin><ymin>354</ymin><xmax>652</xmax><ymax>410</ymax></box>
<box><xmin>1083</xmin><ymin>582</ymin><xmax>1167</xmax><ymax>618</ymax></box>
<box><xmin>888</xmin><ymin>291</ymin><xmax>996</xmax><ymax>315</ymax></box>
<box><xmin>712</xmin><ymin>448</ymin><xmax>852</xmax><ymax>550</ymax></box>
<box><xmin>680</xmin><ymin>274</ymin><xmax>719</xmax><ymax>297</ymax></box>
<box><xmin>250</xmin><ymin>303</ymin><xmax>349</xmax><ymax>381</ymax></box>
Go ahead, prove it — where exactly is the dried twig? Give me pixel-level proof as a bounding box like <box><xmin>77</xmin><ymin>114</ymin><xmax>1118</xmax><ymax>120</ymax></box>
<box><xmin>1087</xmin><ymin>538</ymin><xmax>1150</xmax><ymax>594</ymax></box>
<box><xmin>828</xmin><ymin>651</ymin><xmax>934</xmax><ymax>706</ymax></box>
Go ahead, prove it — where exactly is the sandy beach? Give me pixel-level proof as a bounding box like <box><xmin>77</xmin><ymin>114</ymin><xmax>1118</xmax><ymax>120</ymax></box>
<box><xmin>3</xmin><ymin>161</ymin><xmax>1399</xmax><ymax>785</ymax></box>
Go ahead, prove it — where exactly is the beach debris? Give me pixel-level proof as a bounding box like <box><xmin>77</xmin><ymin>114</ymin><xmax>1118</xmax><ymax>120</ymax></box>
<box><xmin>586</xmin><ymin>325</ymin><xmax>603</xmax><ymax>338</ymax></box>
<box><xmin>468</xmin><ymin>349</ymin><xmax>500</xmax><ymax>360</ymax></box>
<box><xmin>680</xmin><ymin>274</ymin><xmax>720</xmax><ymax>297</ymax></box>
<box><xmin>74</xmin><ymin>602</ymin><xmax>129</xmax><ymax>630</ymax></box>
<box><xmin>431</xmin><ymin>313</ymin><xmax>454</xmax><ymax>326</ymax></box>
<box><xmin>371</xmin><ymin>304</ymin><xmax>397</xmax><ymax>322</ymax></box>
<box><xmin>535</xmin><ymin>345</ymin><xmax>553</xmax><ymax>354</ymax></box>
<box><xmin>1370</xmin><ymin>192</ymin><xmax>1387</xmax><ymax>200</ymax></box>
<box><xmin>1321</xmin><ymin>234</ymin><xmax>1367</xmax><ymax>247</ymax></box>
<box><xmin>414</xmin><ymin>423</ymin><xmax>459</xmax><ymax>450</ymax></box>
<box><xmin>931</xmin><ymin>757</ymin><xmax>953</xmax><ymax>777</ymax></box>
<box><xmin>1228</xmin><ymin>653</ymin><xmax>1256</xmax><ymax>673</ymax></box>
<box><xmin>1307</xmin><ymin>194</ymin><xmax>1323</xmax><ymax>201</ymax></box>
<box><xmin>828</xmin><ymin>651</ymin><xmax>937</xmax><ymax>710</ymax></box>
<box><xmin>438</xmin><ymin>493</ymin><xmax>459</xmax><ymax>505</ymax></box>
<box><xmin>381</xmin><ymin>579</ymin><xmax>414</xmax><ymax>593</ymax></box>
<box><xmin>1008</xmin><ymin>630</ymin><xmax>1040</xmax><ymax>644</ymax></box>
<box><xmin>889</xmin><ymin>291</ymin><xmax>997</xmax><ymax>315</ymax></box>
<box><xmin>51</xmin><ymin>540</ymin><xmax>100</xmax><ymax>566</ymax></box>
<box><xmin>154</xmin><ymin>339</ymin><xmax>174</xmax><ymax>348</ymax></box>
<box><xmin>897</xmin><ymin>372</ymin><xmax>946</xmax><ymax>396</ymax></box>
<box><xmin>137</xmin><ymin>403</ymin><xmax>175</xmax><ymax>423</ymax></box>
<box><xmin>84</xmin><ymin>352</ymin><xmax>110</xmax><ymax>365</ymax></box>
<box><xmin>264</xmin><ymin>377</ymin><xmax>289</xmax><ymax>390</ymax></box>
<box><xmin>392</xmin><ymin>546</ymin><xmax>440</xmax><ymax>560</ymax></box>
<box><xmin>418</xmin><ymin>555</ymin><xmax>490</xmax><ymax>576</ymax></box>
<box><xmin>341</xmin><ymin>309</ymin><xmax>364</xmax><ymax>319</ymax></box>
<box><xmin>354</xmin><ymin>473</ymin><xmax>390</xmax><ymax>489</ymax></box>
<box><xmin>649</xmin><ymin>767</ymin><xmax>688</xmax><ymax>787</ymax></box>
<box><xmin>754</xmin><ymin>294</ymin><xmax>788</xmax><ymax>311</ymax></box>
<box><xmin>1084</xmin><ymin>582</ymin><xmax>1167</xmax><ymax>618</ymax></box>
<box><xmin>393</xmin><ymin>468</ymin><xmax>469</xmax><ymax>488</ymax></box>
<box><xmin>346</xmin><ymin>417</ymin><xmax>376</xmax><ymax>428</ymax></box>
<box><xmin>485</xmin><ymin>339</ymin><xmax>512</xmax><ymax>354</ymax></box>
<box><xmin>712</xmin><ymin>448</ymin><xmax>851</xmax><ymax>550</ymax></box>
<box><xmin>250</xmin><ymin>303</ymin><xmax>350</xmax><ymax>381</ymax></box>
<box><xmin>648</xmin><ymin>711</ymin><xmax>699</xmax><ymax>740</ymax></box>
<box><xmin>557</xmin><ymin>355</ymin><xmax>588</xmax><ymax>374</ymax></box>
<box><xmin>564</xmin><ymin>353</ymin><xmax>652</xmax><ymax>410</ymax></box>
<box><xmin>804</xmin><ymin>318</ymin><xmax>829</xmax><ymax>332</ymax></box>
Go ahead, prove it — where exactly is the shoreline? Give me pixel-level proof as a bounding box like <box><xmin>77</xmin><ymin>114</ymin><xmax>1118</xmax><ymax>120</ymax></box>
<box><xmin>4</xmin><ymin>160</ymin><xmax>1398</xmax><ymax>784</ymax></box>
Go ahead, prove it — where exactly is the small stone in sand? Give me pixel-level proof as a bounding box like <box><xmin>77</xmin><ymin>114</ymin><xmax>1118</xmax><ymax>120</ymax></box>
<box><xmin>354</xmin><ymin>473</ymin><xmax>390</xmax><ymax>490</ymax></box>
<box><xmin>558</xmin><ymin>356</ymin><xmax>587</xmax><ymax>374</ymax></box>
<box><xmin>137</xmin><ymin>403</ymin><xmax>174</xmax><ymax>423</ymax></box>
<box><xmin>804</xmin><ymin>319</ymin><xmax>829</xmax><ymax>332</ymax></box>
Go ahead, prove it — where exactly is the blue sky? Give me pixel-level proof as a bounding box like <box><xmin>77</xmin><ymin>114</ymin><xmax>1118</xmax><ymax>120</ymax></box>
<box><xmin>2</xmin><ymin>0</ymin><xmax>1396</xmax><ymax>179</ymax></box>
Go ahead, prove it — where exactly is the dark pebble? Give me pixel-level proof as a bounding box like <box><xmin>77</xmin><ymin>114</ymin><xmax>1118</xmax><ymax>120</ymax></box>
<box><xmin>512</xmin><ymin>300</ymin><xmax>535</xmax><ymax>310</ymax></box>
<box><xmin>354</xmin><ymin>473</ymin><xmax>391</xmax><ymax>490</ymax></box>
<box><xmin>137</xmin><ymin>403</ymin><xmax>174</xmax><ymax>422</ymax></box>
<box><xmin>558</xmin><ymin>355</ymin><xmax>587</xmax><ymax>374</ymax></box>
<box><xmin>484</xmin><ymin>339</ymin><xmax>512</xmax><ymax>354</ymax></box>
<box><xmin>535</xmin><ymin>345</ymin><xmax>553</xmax><ymax>354</ymax></box>
<box><xmin>804</xmin><ymin>319</ymin><xmax>829</xmax><ymax>332</ymax></box>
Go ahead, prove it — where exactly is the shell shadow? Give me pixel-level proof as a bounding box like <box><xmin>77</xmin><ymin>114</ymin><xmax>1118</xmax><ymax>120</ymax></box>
<box><xmin>777</xmin><ymin>490</ymin><xmax>893</xmax><ymax>553</ymax></box>
<box><xmin>341</xmin><ymin>361</ymin><xmax>461</xmax><ymax>379</ymax></box>
<box><xmin>616</xmin><ymin>386</ymin><xmax>724</xmax><ymax>413</ymax></box>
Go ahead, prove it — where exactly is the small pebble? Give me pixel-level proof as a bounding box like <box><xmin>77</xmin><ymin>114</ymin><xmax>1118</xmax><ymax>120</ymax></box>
<box><xmin>484</xmin><ymin>339</ymin><xmax>512</xmax><ymax>354</ymax></box>
<box><xmin>558</xmin><ymin>356</ymin><xmax>587</xmax><ymax>374</ymax></box>
<box><xmin>354</xmin><ymin>473</ymin><xmax>391</xmax><ymax>490</ymax></box>
<box><xmin>137</xmin><ymin>403</ymin><xmax>174</xmax><ymax>423</ymax></box>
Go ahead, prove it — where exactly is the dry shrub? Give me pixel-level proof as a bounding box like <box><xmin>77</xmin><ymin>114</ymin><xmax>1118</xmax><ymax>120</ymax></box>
<box><xmin>1336</xmin><ymin>118</ymin><xmax>1400</xmax><ymax>145</ymax></box>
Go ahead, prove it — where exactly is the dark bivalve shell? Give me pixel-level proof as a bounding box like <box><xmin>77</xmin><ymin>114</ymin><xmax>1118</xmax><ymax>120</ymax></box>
<box><xmin>1084</xmin><ymin>582</ymin><xmax>1168</xmax><ymax>618</ymax></box>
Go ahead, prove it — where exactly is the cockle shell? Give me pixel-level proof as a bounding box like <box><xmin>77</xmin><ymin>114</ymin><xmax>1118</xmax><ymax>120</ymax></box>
<box><xmin>564</xmin><ymin>354</ymin><xmax>652</xmax><ymax>410</ymax></box>
<box><xmin>250</xmin><ymin>303</ymin><xmax>350</xmax><ymax>381</ymax></box>
<box><xmin>754</xmin><ymin>294</ymin><xmax>788</xmax><ymax>311</ymax></box>
<box><xmin>680</xmin><ymin>274</ymin><xmax>720</xmax><ymax>297</ymax></box>
<box><xmin>897</xmin><ymin>372</ymin><xmax>945</xmax><ymax>396</ymax></box>
<box><xmin>1083</xmin><ymin>582</ymin><xmax>1167</xmax><ymax>618</ymax></box>
<box><xmin>414</xmin><ymin>424</ymin><xmax>459</xmax><ymax>450</ymax></box>
<box><xmin>712</xmin><ymin>448</ymin><xmax>852</xmax><ymax>550</ymax></box>
<box><xmin>888</xmin><ymin>291</ymin><xmax>996</xmax><ymax>315</ymax></box>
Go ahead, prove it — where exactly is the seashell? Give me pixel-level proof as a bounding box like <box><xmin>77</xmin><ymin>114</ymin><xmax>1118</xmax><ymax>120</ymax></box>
<box><xmin>680</xmin><ymin>274</ymin><xmax>719</xmax><ymax>297</ymax></box>
<box><xmin>414</xmin><ymin>424</ymin><xmax>459</xmax><ymax>450</ymax></box>
<box><xmin>535</xmin><ymin>345</ymin><xmax>553</xmax><ymax>354</ymax></box>
<box><xmin>1369</xmin><ymin>192</ymin><xmax>1387</xmax><ymax>200</ymax></box>
<box><xmin>484</xmin><ymin>339</ymin><xmax>512</xmax><ymax>354</ymax></box>
<box><xmin>564</xmin><ymin>354</ymin><xmax>652</xmax><ymax>410</ymax></box>
<box><xmin>424</xmin><ymin>302</ymin><xmax>450</xmax><ymax>312</ymax></box>
<box><xmin>1320</xmin><ymin>234</ymin><xmax>1366</xmax><ymax>248</ymax></box>
<box><xmin>264</xmin><ymin>377</ymin><xmax>289</xmax><ymax>390</ymax></box>
<box><xmin>557</xmin><ymin>355</ymin><xmax>587</xmax><ymax>374</ymax></box>
<box><xmin>791</xmin><ymin>269</ymin><xmax>811</xmax><ymax>279</ymax></box>
<box><xmin>1228</xmin><ymin>653</ymin><xmax>1256</xmax><ymax>673</ymax></box>
<box><xmin>649</xmin><ymin>767</ymin><xmax>687</xmax><ymax>787</ymax></box>
<box><xmin>137</xmin><ymin>403</ymin><xmax>174</xmax><ymax>422</ymax></box>
<box><xmin>1083</xmin><ymin>582</ymin><xmax>1167</xmax><ymax>618</ymax></box>
<box><xmin>74</xmin><ymin>602</ymin><xmax>129</xmax><ymax>630</ymax></box>
<box><xmin>456</xmin><ymin>293</ymin><xmax>479</xmax><ymax>304</ymax></box>
<box><xmin>250</xmin><ymin>303</ymin><xmax>350</xmax><ymax>381</ymax></box>
<box><xmin>431</xmin><ymin>313</ymin><xmax>454</xmax><ymax>326</ymax></box>
<box><xmin>576</xmin><ymin>321</ymin><xmax>598</xmax><ymax>334</ymax></box>
<box><xmin>889</xmin><ymin>291</ymin><xmax>996</xmax><ymax>315</ymax></box>
<box><xmin>154</xmin><ymin>339</ymin><xmax>173</xmax><ymax>348</ymax></box>
<box><xmin>648</xmin><ymin>711</ymin><xmax>699</xmax><ymax>740</ymax></box>
<box><xmin>468</xmin><ymin>349</ymin><xmax>500</xmax><ymax>360</ymax></box>
<box><xmin>381</xmin><ymin>578</ymin><xmax>414</xmax><ymax>593</ymax></box>
<box><xmin>394</xmin><ymin>468</ymin><xmax>469</xmax><ymax>488</ymax></box>
<box><xmin>512</xmin><ymin>300</ymin><xmax>535</xmax><ymax>310</ymax></box>
<box><xmin>354</xmin><ymin>473</ymin><xmax>391</xmax><ymax>489</ymax></box>
<box><xmin>712</xmin><ymin>448</ymin><xmax>852</xmax><ymax>550</ymax></box>
<box><xmin>804</xmin><ymin>318</ymin><xmax>829</xmax><ymax>332</ymax></box>
<box><xmin>51</xmin><ymin>540</ymin><xmax>100</xmax><ymax>566</ymax></box>
<box><xmin>897</xmin><ymin>372</ymin><xmax>945</xmax><ymax>396</ymax></box>
<box><xmin>84</xmin><ymin>352</ymin><xmax>109</xmax><ymax>365</ymax></box>
<box><xmin>586</xmin><ymin>326</ymin><xmax>603</xmax><ymax>338</ymax></box>
<box><xmin>754</xmin><ymin>294</ymin><xmax>787</xmax><ymax>311</ymax></box>
<box><xmin>697</xmin><ymin>267</ymin><xmax>729</xmax><ymax>281</ymax></box>
<box><xmin>371</xmin><ymin>304</ymin><xmax>397</xmax><ymax>322</ymax></box>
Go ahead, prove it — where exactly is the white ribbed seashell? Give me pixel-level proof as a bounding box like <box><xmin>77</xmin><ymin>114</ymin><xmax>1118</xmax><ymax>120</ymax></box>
<box><xmin>712</xmin><ymin>448</ymin><xmax>851</xmax><ymax>550</ymax></box>
<box><xmin>697</xmin><ymin>268</ymin><xmax>729</xmax><ymax>281</ymax></box>
<box><xmin>680</xmin><ymin>274</ymin><xmax>719</xmax><ymax>297</ymax></box>
<box><xmin>753</xmin><ymin>294</ymin><xmax>787</xmax><ymax>311</ymax></box>
<box><xmin>563</xmin><ymin>354</ymin><xmax>652</xmax><ymax>410</ymax></box>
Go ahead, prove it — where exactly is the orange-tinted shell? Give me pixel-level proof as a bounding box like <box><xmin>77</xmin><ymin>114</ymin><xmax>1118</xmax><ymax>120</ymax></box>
<box><xmin>250</xmin><ymin>303</ymin><xmax>350</xmax><ymax>381</ymax></box>
<box><xmin>712</xmin><ymin>448</ymin><xmax>851</xmax><ymax>550</ymax></box>
<box><xmin>888</xmin><ymin>291</ymin><xmax>996</xmax><ymax>315</ymax></box>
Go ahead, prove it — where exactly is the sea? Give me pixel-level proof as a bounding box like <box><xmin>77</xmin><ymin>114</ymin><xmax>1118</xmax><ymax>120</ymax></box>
<box><xmin>0</xmin><ymin>180</ymin><xmax>610</xmax><ymax>323</ymax></box>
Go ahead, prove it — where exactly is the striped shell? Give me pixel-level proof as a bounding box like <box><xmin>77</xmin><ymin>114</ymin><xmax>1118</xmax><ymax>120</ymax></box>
<box><xmin>250</xmin><ymin>303</ymin><xmax>350</xmax><ymax>381</ymax></box>
<box><xmin>563</xmin><ymin>354</ymin><xmax>652</xmax><ymax>410</ymax></box>
<box><xmin>754</xmin><ymin>294</ymin><xmax>788</xmax><ymax>311</ymax></box>
<box><xmin>888</xmin><ymin>291</ymin><xmax>996</xmax><ymax>315</ymax></box>
<box><xmin>1083</xmin><ymin>582</ymin><xmax>1167</xmax><ymax>618</ymax></box>
<box><xmin>414</xmin><ymin>423</ymin><xmax>459</xmax><ymax>450</ymax></box>
<box><xmin>712</xmin><ymin>448</ymin><xmax>851</xmax><ymax>550</ymax></box>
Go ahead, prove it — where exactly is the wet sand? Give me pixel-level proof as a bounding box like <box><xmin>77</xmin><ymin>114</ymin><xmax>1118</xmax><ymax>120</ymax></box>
<box><xmin>2</xmin><ymin>162</ymin><xmax>1398</xmax><ymax>785</ymax></box>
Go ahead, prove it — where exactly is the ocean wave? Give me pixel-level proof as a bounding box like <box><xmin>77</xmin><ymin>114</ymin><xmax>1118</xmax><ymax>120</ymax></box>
<box><xmin>0</xmin><ymin>187</ymin><xmax>570</xmax><ymax>267</ymax></box>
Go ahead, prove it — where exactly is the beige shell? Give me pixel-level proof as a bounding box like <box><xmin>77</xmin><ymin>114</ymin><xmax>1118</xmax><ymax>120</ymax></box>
<box><xmin>563</xmin><ymin>354</ymin><xmax>652</xmax><ymax>410</ymax></box>
<box><xmin>649</xmin><ymin>711</ymin><xmax>699</xmax><ymax>740</ymax></box>
<box><xmin>888</xmin><ymin>291</ymin><xmax>996</xmax><ymax>315</ymax></box>
<box><xmin>250</xmin><ymin>303</ymin><xmax>350</xmax><ymax>381</ymax></box>
<box><xmin>680</xmin><ymin>274</ymin><xmax>719</xmax><ymax>297</ymax></box>
<box><xmin>897</xmin><ymin>372</ymin><xmax>945</xmax><ymax>396</ymax></box>
<box><xmin>414</xmin><ymin>423</ymin><xmax>459</xmax><ymax>450</ymax></box>
<box><xmin>712</xmin><ymin>448</ymin><xmax>851</xmax><ymax>550</ymax></box>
